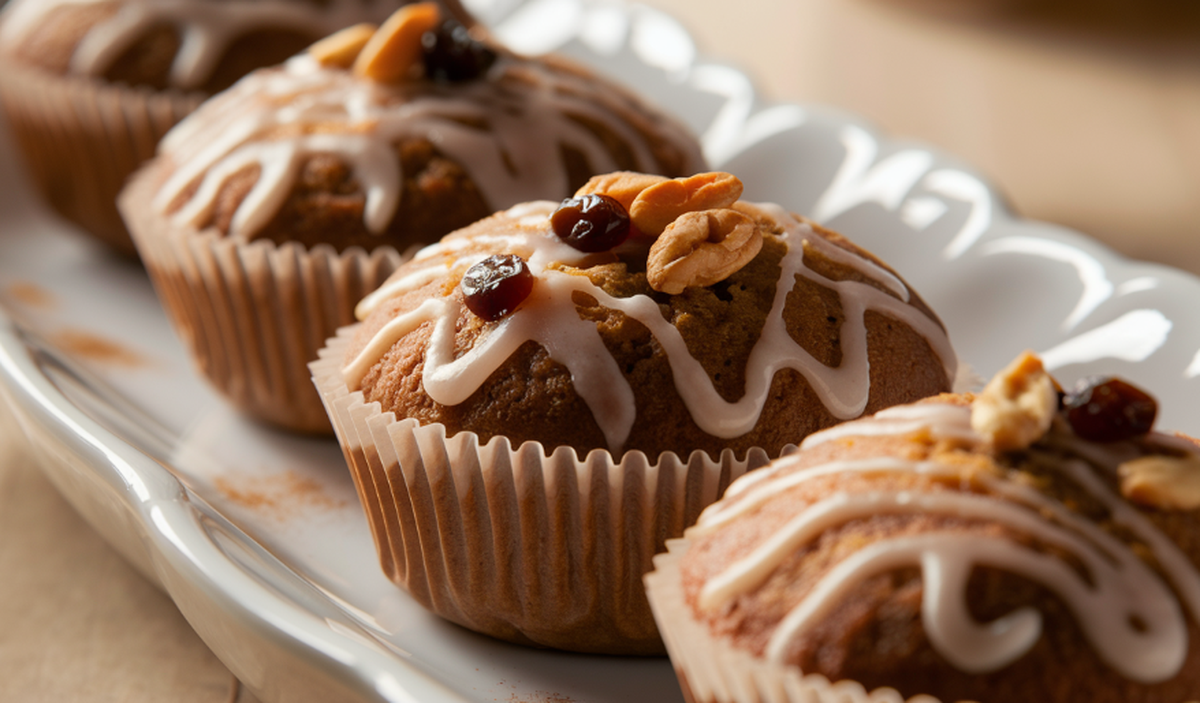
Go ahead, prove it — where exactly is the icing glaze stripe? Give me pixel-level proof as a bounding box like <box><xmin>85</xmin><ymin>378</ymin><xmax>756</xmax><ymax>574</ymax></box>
<box><xmin>151</xmin><ymin>52</ymin><xmax>701</xmax><ymax>239</ymax></box>
<box><xmin>2</xmin><ymin>0</ymin><xmax>405</xmax><ymax>89</ymax></box>
<box><xmin>343</xmin><ymin>204</ymin><xmax>956</xmax><ymax>453</ymax></box>
<box><xmin>694</xmin><ymin>399</ymin><xmax>1200</xmax><ymax>684</ymax></box>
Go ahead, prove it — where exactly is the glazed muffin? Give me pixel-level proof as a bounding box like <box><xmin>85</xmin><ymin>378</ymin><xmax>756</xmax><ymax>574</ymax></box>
<box><xmin>120</xmin><ymin>6</ymin><xmax>707</xmax><ymax>433</ymax></box>
<box><xmin>311</xmin><ymin>170</ymin><xmax>957</xmax><ymax>653</ymax></box>
<box><xmin>646</xmin><ymin>352</ymin><xmax>1200</xmax><ymax>702</ymax></box>
<box><xmin>0</xmin><ymin>0</ymin><xmax>434</xmax><ymax>255</ymax></box>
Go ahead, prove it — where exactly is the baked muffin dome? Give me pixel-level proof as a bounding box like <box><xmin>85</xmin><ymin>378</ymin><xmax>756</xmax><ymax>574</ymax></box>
<box><xmin>0</xmin><ymin>0</ymin><xmax>435</xmax><ymax>255</ymax></box>
<box><xmin>312</xmin><ymin>170</ymin><xmax>957</xmax><ymax>653</ymax></box>
<box><xmin>647</xmin><ymin>352</ymin><xmax>1200</xmax><ymax>703</ymax></box>
<box><xmin>340</xmin><ymin>171</ymin><xmax>956</xmax><ymax>459</ymax></box>
<box><xmin>143</xmin><ymin>20</ymin><xmax>706</xmax><ymax>253</ymax></box>
<box><xmin>0</xmin><ymin>0</ymin><xmax>442</xmax><ymax>93</ymax></box>
<box><xmin>119</xmin><ymin>9</ymin><xmax>707</xmax><ymax>434</ymax></box>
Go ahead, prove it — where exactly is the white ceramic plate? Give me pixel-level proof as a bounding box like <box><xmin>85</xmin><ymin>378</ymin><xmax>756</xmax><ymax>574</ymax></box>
<box><xmin>3</xmin><ymin>1</ymin><xmax>1200</xmax><ymax>702</ymax></box>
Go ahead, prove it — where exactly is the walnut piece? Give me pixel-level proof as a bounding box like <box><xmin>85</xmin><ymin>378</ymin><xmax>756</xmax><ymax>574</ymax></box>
<box><xmin>574</xmin><ymin>172</ymin><xmax>667</xmax><ymax>211</ymax></box>
<box><xmin>971</xmin><ymin>352</ymin><xmax>1058</xmax><ymax>451</ymax></box>
<box><xmin>646</xmin><ymin>208</ymin><xmax>763</xmax><ymax>294</ymax></box>
<box><xmin>577</xmin><ymin>171</ymin><xmax>761</xmax><ymax>293</ymax></box>
<box><xmin>353</xmin><ymin>3</ymin><xmax>442</xmax><ymax>83</ymax></box>
<box><xmin>309</xmin><ymin>23</ymin><xmax>377</xmax><ymax>68</ymax></box>
<box><xmin>1119</xmin><ymin>453</ymin><xmax>1200</xmax><ymax>510</ymax></box>
<box><xmin>630</xmin><ymin>172</ymin><xmax>744</xmax><ymax>236</ymax></box>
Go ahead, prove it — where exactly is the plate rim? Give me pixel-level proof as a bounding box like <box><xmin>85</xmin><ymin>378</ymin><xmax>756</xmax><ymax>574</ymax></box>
<box><xmin>3</xmin><ymin>0</ymin><xmax>1200</xmax><ymax>701</ymax></box>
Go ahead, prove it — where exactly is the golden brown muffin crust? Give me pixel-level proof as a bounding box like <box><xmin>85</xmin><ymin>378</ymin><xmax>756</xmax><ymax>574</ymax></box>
<box><xmin>351</xmin><ymin>217</ymin><xmax>952</xmax><ymax>460</ymax></box>
<box><xmin>678</xmin><ymin>395</ymin><xmax>1200</xmax><ymax>703</ymax></box>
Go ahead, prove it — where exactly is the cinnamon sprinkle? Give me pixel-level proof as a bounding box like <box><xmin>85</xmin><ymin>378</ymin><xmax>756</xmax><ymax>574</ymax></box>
<box><xmin>214</xmin><ymin>471</ymin><xmax>346</xmax><ymax>520</ymax></box>
<box><xmin>50</xmin><ymin>329</ymin><xmax>147</xmax><ymax>368</ymax></box>
<box><xmin>3</xmin><ymin>281</ymin><xmax>57</xmax><ymax>310</ymax></box>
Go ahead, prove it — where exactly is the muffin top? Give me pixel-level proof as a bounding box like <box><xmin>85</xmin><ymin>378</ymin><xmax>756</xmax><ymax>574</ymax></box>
<box><xmin>342</xmin><ymin>171</ymin><xmax>957</xmax><ymax>459</ymax></box>
<box><xmin>142</xmin><ymin>7</ymin><xmax>706</xmax><ymax>252</ymax></box>
<box><xmin>0</xmin><ymin>0</ymin><xmax>431</xmax><ymax>93</ymax></box>
<box><xmin>677</xmin><ymin>352</ymin><xmax>1200</xmax><ymax>702</ymax></box>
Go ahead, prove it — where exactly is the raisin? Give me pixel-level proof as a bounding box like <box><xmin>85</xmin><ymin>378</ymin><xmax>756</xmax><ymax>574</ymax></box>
<box><xmin>421</xmin><ymin>19</ymin><xmax>497</xmax><ymax>82</ymax></box>
<box><xmin>550</xmin><ymin>194</ymin><xmax>632</xmax><ymax>253</ymax></box>
<box><xmin>1063</xmin><ymin>376</ymin><xmax>1157</xmax><ymax>442</ymax></box>
<box><xmin>461</xmin><ymin>254</ymin><xmax>534</xmax><ymax>321</ymax></box>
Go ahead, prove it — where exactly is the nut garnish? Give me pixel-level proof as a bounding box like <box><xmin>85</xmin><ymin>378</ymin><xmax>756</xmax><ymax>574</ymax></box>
<box><xmin>1119</xmin><ymin>454</ymin><xmax>1200</xmax><ymax>510</ymax></box>
<box><xmin>574</xmin><ymin>171</ymin><xmax>667</xmax><ymax>211</ymax></box>
<box><xmin>630</xmin><ymin>172</ymin><xmax>744</xmax><ymax>236</ymax></box>
<box><xmin>353</xmin><ymin>2</ymin><xmax>442</xmax><ymax>83</ymax></box>
<box><xmin>646</xmin><ymin>208</ymin><xmax>763</xmax><ymax>294</ymax></box>
<box><xmin>309</xmin><ymin>23</ymin><xmax>377</xmax><ymax>68</ymax></box>
<box><xmin>971</xmin><ymin>351</ymin><xmax>1058</xmax><ymax>451</ymax></box>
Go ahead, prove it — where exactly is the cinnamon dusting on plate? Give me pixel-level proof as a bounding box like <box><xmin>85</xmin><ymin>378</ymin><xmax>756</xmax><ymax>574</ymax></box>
<box><xmin>50</xmin><ymin>329</ymin><xmax>147</xmax><ymax>368</ymax></box>
<box><xmin>214</xmin><ymin>471</ymin><xmax>347</xmax><ymax>520</ymax></box>
<box><xmin>3</xmin><ymin>281</ymin><xmax>57</xmax><ymax>309</ymax></box>
<box><xmin>505</xmin><ymin>691</ymin><xmax>575</xmax><ymax>703</ymax></box>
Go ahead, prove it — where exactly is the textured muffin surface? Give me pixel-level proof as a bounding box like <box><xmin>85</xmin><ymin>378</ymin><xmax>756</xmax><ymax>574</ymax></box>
<box><xmin>145</xmin><ymin>43</ymin><xmax>705</xmax><ymax>254</ymax></box>
<box><xmin>0</xmin><ymin>0</ymin><xmax>426</xmax><ymax>93</ymax></box>
<box><xmin>343</xmin><ymin>189</ymin><xmax>956</xmax><ymax>460</ymax></box>
<box><xmin>0</xmin><ymin>0</ymin><xmax>443</xmax><ymax>255</ymax></box>
<box><xmin>670</xmin><ymin>357</ymin><xmax>1200</xmax><ymax>703</ymax></box>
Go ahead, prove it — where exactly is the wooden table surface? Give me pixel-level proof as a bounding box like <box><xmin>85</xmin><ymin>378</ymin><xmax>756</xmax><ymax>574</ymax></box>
<box><xmin>2</xmin><ymin>0</ymin><xmax>1198</xmax><ymax>701</ymax></box>
<box><xmin>0</xmin><ymin>410</ymin><xmax>254</xmax><ymax>703</ymax></box>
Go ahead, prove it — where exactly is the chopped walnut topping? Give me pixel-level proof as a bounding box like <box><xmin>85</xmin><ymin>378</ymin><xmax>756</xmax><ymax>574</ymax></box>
<box><xmin>971</xmin><ymin>352</ymin><xmax>1058</xmax><ymax>451</ymax></box>
<box><xmin>577</xmin><ymin>171</ymin><xmax>762</xmax><ymax>293</ymax></box>
<box><xmin>352</xmin><ymin>3</ymin><xmax>442</xmax><ymax>83</ymax></box>
<box><xmin>309</xmin><ymin>23</ymin><xmax>378</xmax><ymax>68</ymax></box>
<box><xmin>1119</xmin><ymin>453</ymin><xmax>1200</xmax><ymax>510</ymax></box>
<box><xmin>646</xmin><ymin>208</ymin><xmax>763</xmax><ymax>294</ymax></box>
<box><xmin>574</xmin><ymin>172</ymin><xmax>667</xmax><ymax>212</ymax></box>
<box><xmin>630</xmin><ymin>171</ymin><xmax>744</xmax><ymax>236</ymax></box>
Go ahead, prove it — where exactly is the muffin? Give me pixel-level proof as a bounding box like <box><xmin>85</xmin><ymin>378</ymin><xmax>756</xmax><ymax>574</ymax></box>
<box><xmin>120</xmin><ymin>6</ymin><xmax>707</xmax><ymax>433</ymax></box>
<box><xmin>311</xmin><ymin>170</ymin><xmax>957</xmax><ymax>653</ymax></box>
<box><xmin>0</xmin><ymin>0</ymin><xmax>438</xmax><ymax>256</ymax></box>
<box><xmin>646</xmin><ymin>352</ymin><xmax>1200</xmax><ymax>702</ymax></box>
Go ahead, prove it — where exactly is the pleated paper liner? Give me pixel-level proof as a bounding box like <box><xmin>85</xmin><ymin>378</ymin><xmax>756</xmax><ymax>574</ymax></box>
<box><xmin>0</xmin><ymin>55</ymin><xmax>203</xmax><ymax>257</ymax></box>
<box><xmin>120</xmin><ymin>165</ymin><xmax>404</xmax><ymax>434</ymax></box>
<box><xmin>312</xmin><ymin>326</ymin><xmax>776</xmax><ymax>654</ymax></box>
<box><xmin>645</xmin><ymin>540</ymin><xmax>945</xmax><ymax>703</ymax></box>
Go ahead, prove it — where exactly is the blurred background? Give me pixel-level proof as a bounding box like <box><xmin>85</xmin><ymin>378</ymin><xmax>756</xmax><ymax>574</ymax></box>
<box><xmin>3</xmin><ymin>0</ymin><xmax>1200</xmax><ymax>702</ymax></box>
<box><xmin>645</xmin><ymin>0</ymin><xmax>1200</xmax><ymax>274</ymax></box>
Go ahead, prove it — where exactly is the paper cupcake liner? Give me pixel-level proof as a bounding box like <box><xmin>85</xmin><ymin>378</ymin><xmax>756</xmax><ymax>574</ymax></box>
<box><xmin>311</xmin><ymin>326</ymin><xmax>775</xmax><ymax>654</ymax></box>
<box><xmin>121</xmin><ymin>165</ymin><xmax>403</xmax><ymax>434</ymax></box>
<box><xmin>0</xmin><ymin>55</ymin><xmax>203</xmax><ymax>257</ymax></box>
<box><xmin>645</xmin><ymin>540</ymin><xmax>945</xmax><ymax>703</ymax></box>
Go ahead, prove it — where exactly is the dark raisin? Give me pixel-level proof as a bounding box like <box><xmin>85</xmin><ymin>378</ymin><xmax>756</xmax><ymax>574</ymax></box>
<box><xmin>550</xmin><ymin>194</ymin><xmax>632</xmax><ymax>253</ymax></box>
<box><xmin>461</xmin><ymin>254</ymin><xmax>534</xmax><ymax>321</ymax></box>
<box><xmin>1063</xmin><ymin>376</ymin><xmax>1157</xmax><ymax>442</ymax></box>
<box><xmin>421</xmin><ymin>19</ymin><xmax>497</xmax><ymax>82</ymax></box>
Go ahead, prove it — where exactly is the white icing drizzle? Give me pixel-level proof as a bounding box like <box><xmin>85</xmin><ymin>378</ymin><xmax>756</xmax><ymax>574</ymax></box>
<box><xmin>150</xmin><ymin>53</ymin><xmax>702</xmax><ymax>239</ymax></box>
<box><xmin>354</xmin><ymin>263</ymin><xmax>449</xmax><ymax>319</ymax></box>
<box><xmin>1048</xmin><ymin>437</ymin><xmax>1200</xmax><ymax>627</ymax></box>
<box><xmin>693</xmin><ymin>401</ymin><xmax>1200</xmax><ymax>684</ymax></box>
<box><xmin>0</xmin><ymin>0</ymin><xmax>401</xmax><ymax>89</ymax></box>
<box><xmin>799</xmin><ymin>402</ymin><xmax>977</xmax><ymax>450</ymax></box>
<box><xmin>1147</xmin><ymin>431</ymin><xmax>1200</xmax><ymax>456</ymax></box>
<box><xmin>695</xmin><ymin>456</ymin><xmax>959</xmax><ymax>534</ymax></box>
<box><xmin>807</xmin><ymin>234</ymin><xmax>910</xmax><ymax>303</ymax></box>
<box><xmin>343</xmin><ymin>202</ymin><xmax>956</xmax><ymax>454</ymax></box>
